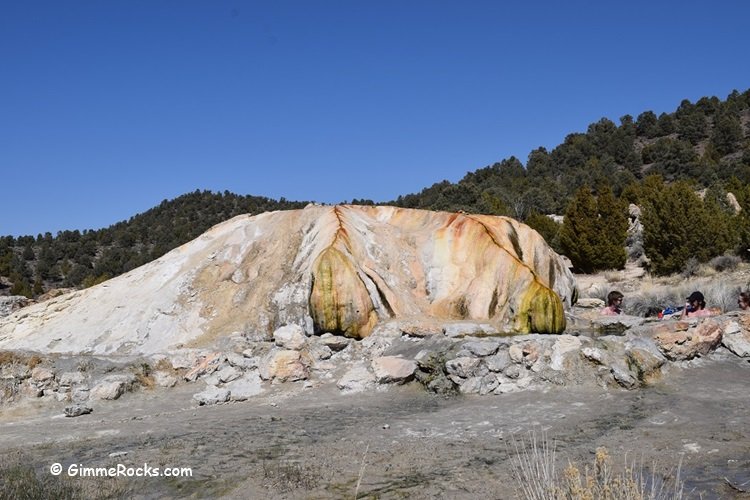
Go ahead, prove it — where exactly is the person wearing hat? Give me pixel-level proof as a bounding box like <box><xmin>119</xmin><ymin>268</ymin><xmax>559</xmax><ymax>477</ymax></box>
<box><xmin>680</xmin><ymin>291</ymin><xmax>714</xmax><ymax>318</ymax></box>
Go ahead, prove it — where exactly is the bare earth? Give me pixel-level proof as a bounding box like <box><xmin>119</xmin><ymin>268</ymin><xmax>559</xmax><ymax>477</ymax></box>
<box><xmin>1</xmin><ymin>350</ymin><xmax>748</xmax><ymax>499</ymax></box>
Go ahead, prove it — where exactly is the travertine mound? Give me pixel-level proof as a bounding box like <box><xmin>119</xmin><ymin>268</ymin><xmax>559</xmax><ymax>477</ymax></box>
<box><xmin>0</xmin><ymin>206</ymin><xmax>577</xmax><ymax>355</ymax></box>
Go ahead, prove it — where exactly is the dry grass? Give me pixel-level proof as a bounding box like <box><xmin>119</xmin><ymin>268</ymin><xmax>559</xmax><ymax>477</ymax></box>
<box><xmin>0</xmin><ymin>351</ymin><xmax>43</xmax><ymax>369</ymax></box>
<box><xmin>624</xmin><ymin>278</ymin><xmax>741</xmax><ymax>316</ymax></box>
<box><xmin>510</xmin><ymin>431</ymin><xmax>687</xmax><ymax>500</ymax></box>
<box><xmin>0</xmin><ymin>452</ymin><xmax>128</xmax><ymax>500</ymax></box>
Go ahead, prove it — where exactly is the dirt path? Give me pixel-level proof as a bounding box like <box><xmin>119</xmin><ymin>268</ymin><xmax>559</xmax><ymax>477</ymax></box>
<box><xmin>2</xmin><ymin>351</ymin><xmax>749</xmax><ymax>499</ymax></box>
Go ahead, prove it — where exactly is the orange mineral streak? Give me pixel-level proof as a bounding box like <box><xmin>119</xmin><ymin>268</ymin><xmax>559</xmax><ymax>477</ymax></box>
<box><xmin>0</xmin><ymin>205</ymin><xmax>575</xmax><ymax>356</ymax></box>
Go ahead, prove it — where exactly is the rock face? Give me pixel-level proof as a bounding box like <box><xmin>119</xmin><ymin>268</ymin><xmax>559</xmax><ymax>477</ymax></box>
<box><xmin>0</xmin><ymin>206</ymin><xmax>576</xmax><ymax>355</ymax></box>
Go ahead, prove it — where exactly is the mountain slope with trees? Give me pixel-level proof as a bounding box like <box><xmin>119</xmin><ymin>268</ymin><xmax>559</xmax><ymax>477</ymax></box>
<box><xmin>2</xmin><ymin>88</ymin><xmax>750</xmax><ymax>297</ymax></box>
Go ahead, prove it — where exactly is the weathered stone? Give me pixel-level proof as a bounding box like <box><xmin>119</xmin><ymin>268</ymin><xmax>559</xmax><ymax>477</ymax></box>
<box><xmin>153</xmin><ymin>371</ymin><xmax>177</xmax><ymax>388</ymax></box>
<box><xmin>722</xmin><ymin>319</ymin><xmax>750</xmax><ymax>357</ymax></box>
<box><xmin>216</xmin><ymin>365</ymin><xmax>241</xmax><ymax>384</ymax></box>
<box><xmin>611</xmin><ymin>365</ymin><xmax>637</xmax><ymax>389</ymax></box>
<box><xmin>304</xmin><ymin>343</ymin><xmax>332</xmax><ymax>362</ymax></box>
<box><xmin>484</xmin><ymin>351</ymin><xmax>511</xmax><ymax>372</ymax></box>
<box><xmin>462</xmin><ymin>340</ymin><xmax>500</xmax><ymax>357</ymax></box>
<box><xmin>581</xmin><ymin>347</ymin><xmax>604</xmax><ymax>365</ymax></box>
<box><xmin>445</xmin><ymin>357</ymin><xmax>481</xmax><ymax>378</ymax></box>
<box><xmin>504</xmin><ymin>364</ymin><xmax>523</xmax><ymax>379</ymax></box>
<box><xmin>273</xmin><ymin>325</ymin><xmax>307</xmax><ymax>350</ymax></box>
<box><xmin>371</xmin><ymin>356</ymin><xmax>417</xmax><ymax>384</ymax></box>
<box><xmin>184</xmin><ymin>352</ymin><xmax>224</xmax><ymax>382</ymax></box>
<box><xmin>71</xmin><ymin>387</ymin><xmax>90</xmax><ymax>402</ymax></box>
<box><xmin>319</xmin><ymin>333</ymin><xmax>351</xmax><ymax>351</ymax></box>
<box><xmin>226</xmin><ymin>372</ymin><xmax>263</xmax><ymax>401</ymax></box>
<box><xmin>259</xmin><ymin>350</ymin><xmax>307</xmax><ymax>382</ymax></box>
<box><xmin>31</xmin><ymin>367</ymin><xmax>55</xmax><ymax>383</ymax></box>
<box><xmin>192</xmin><ymin>386</ymin><xmax>230</xmax><ymax>405</ymax></box>
<box><xmin>21</xmin><ymin>381</ymin><xmax>43</xmax><ymax>398</ymax></box>
<box><xmin>59</xmin><ymin>372</ymin><xmax>85</xmax><ymax>387</ymax></box>
<box><xmin>0</xmin><ymin>207</ymin><xmax>575</xmax><ymax>355</ymax></box>
<box><xmin>653</xmin><ymin>320</ymin><xmax>723</xmax><ymax>361</ymax></box>
<box><xmin>458</xmin><ymin>376</ymin><xmax>483</xmax><ymax>394</ymax></box>
<box><xmin>576</xmin><ymin>298</ymin><xmax>605</xmax><ymax>308</ymax></box>
<box><xmin>479</xmin><ymin>374</ymin><xmax>500</xmax><ymax>395</ymax></box>
<box><xmin>64</xmin><ymin>404</ymin><xmax>93</xmax><ymax>417</ymax></box>
<box><xmin>626</xmin><ymin>348</ymin><xmax>665</xmax><ymax>384</ymax></box>
<box><xmin>337</xmin><ymin>364</ymin><xmax>375</xmax><ymax>393</ymax></box>
<box><xmin>444</xmin><ymin>322</ymin><xmax>499</xmax><ymax>338</ymax></box>
<box><xmin>508</xmin><ymin>344</ymin><xmax>524</xmax><ymax>363</ymax></box>
<box><xmin>396</xmin><ymin>319</ymin><xmax>445</xmax><ymax>337</ymax></box>
<box><xmin>226</xmin><ymin>351</ymin><xmax>256</xmax><ymax>369</ymax></box>
<box><xmin>549</xmin><ymin>335</ymin><xmax>582</xmax><ymax>371</ymax></box>
<box><xmin>91</xmin><ymin>375</ymin><xmax>134</xmax><ymax>400</ymax></box>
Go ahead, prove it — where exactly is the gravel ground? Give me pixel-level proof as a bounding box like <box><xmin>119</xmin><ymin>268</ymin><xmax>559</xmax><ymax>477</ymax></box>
<box><xmin>1</xmin><ymin>350</ymin><xmax>749</xmax><ymax>499</ymax></box>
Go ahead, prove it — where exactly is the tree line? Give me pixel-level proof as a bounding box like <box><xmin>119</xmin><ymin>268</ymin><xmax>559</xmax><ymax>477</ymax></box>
<box><xmin>2</xmin><ymin>89</ymin><xmax>750</xmax><ymax>297</ymax></box>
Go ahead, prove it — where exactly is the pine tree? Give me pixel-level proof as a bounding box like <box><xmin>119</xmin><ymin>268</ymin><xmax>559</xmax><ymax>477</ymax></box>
<box><xmin>559</xmin><ymin>187</ymin><xmax>600</xmax><ymax>273</ymax></box>
<box><xmin>594</xmin><ymin>184</ymin><xmax>628</xmax><ymax>270</ymax></box>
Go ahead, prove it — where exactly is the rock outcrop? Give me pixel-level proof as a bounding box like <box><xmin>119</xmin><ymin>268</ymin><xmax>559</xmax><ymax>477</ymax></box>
<box><xmin>0</xmin><ymin>206</ymin><xmax>576</xmax><ymax>355</ymax></box>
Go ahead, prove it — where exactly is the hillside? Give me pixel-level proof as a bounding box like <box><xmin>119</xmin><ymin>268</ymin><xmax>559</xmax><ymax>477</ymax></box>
<box><xmin>2</xmin><ymin>88</ymin><xmax>749</xmax><ymax>297</ymax></box>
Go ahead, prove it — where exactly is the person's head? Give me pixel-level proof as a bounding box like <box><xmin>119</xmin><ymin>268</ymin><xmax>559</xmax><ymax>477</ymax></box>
<box><xmin>607</xmin><ymin>290</ymin><xmax>624</xmax><ymax>308</ymax></box>
<box><xmin>738</xmin><ymin>291</ymin><xmax>750</xmax><ymax>311</ymax></box>
<box><xmin>687</xmin><ymin>291</ymin><xmax>706</xmax><ymax>311</ymax></box>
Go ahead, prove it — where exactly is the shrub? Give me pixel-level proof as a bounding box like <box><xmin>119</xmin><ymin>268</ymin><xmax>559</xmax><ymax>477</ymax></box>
<box><xmin>509</xmin><ymin>431</ymin><xmax>687</xmax><ymax>500</ymax></box>
<box><xmin>681</xmin><ymin>258</ymin><xmax>700</xmax><ymax>279</ymax></box>
<box><xmin>708</xmin><ymin>254</ymin><xmax>741</xmax><ymax>272</ymax></box>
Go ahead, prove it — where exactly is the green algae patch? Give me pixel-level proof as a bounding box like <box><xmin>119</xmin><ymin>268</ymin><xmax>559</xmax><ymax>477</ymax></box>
<box><xmin>516</xmin><ymin>281</ymin><xmax>566</xmax><ymax>334</ymax></box>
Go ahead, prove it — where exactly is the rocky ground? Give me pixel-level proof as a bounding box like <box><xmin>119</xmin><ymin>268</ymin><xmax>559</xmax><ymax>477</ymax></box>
<box><xmin>1</xmin><ymin>350</ymin><xmax>749</xmax><ymax>499</ymax></box>
<box><xmin>2</xmin><ymin>265</ymin><xmax>750</xmax><ymax>498</ymax></box>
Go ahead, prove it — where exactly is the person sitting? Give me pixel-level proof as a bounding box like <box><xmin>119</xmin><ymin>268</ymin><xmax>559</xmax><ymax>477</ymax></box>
<box><xmin>738</xmin><ymin>291</ymin><xmax>750</xmax><ymax>311</ymax></box>
<box><xmin>680</xmin><ymin>291</ymin><xmax>715</xmax><ymax>318</ymax></box>
<box><xmin>601</xmin><ymin>290</ymin><xmax>624</xmax><ymax>315</ymax></box>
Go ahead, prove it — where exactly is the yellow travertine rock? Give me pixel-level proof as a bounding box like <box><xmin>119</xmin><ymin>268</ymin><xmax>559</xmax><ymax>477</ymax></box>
<box><xmin>0</xmin><ymin>206</ymin><xmax>577</xmax><ymax>354</ymax></box>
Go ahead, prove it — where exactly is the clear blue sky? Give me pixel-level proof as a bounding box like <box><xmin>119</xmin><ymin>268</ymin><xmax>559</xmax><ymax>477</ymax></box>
<box><xmin>2</xmin><ymin>1</ymin><xmax>749</xmax><ymax>237</ymax></box>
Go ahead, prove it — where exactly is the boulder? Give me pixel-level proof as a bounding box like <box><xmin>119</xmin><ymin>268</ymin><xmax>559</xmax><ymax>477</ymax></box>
<box><xmin>337</xmin><ymin>364</ymin><xmax>375</xmax><ymax>393</ymax></box>
<box><xmin>273</xmin><ymin>325</ymin><xmax>307</xmax><ymax>350</ymax></box>
<box><xmin>0</xmin><ymin>206</ymin><xmax>576</xmax><ymax>355</ymax></box>
<box><xmin>226</xmin><ymin>372</ymin><xmax>263</xmax><ymax>401</ymax></box>
<box><xmin>484</xmin><ymin>351</ymin><xmax>511</xmax><ymax>372</ymax></box>
<box><xmin>461</xmin><ymin>340</ymin><xmax>501</xmax><ymax>357</ymax></box>
<box><xmin>319</xmin><ymin>333</ymin><xmax>351</xmax><ymax>351</ymax></box>
<box><xmin>445</xmin><ymin>357</ymin><xmax>482</xmax><ymax>379</ymax></box>
<box><xmin>59</xmin><ymin>372</ymin><xmax>85</xmax><ymax>387</ymax></box>
<box><xmin>576</xmin><ymin>298</ymin><xmax>605</xmax><ymax>309</ymax></box>
<box><xmin>722</xmin><ymin>318</ymin><xmax>750</xmax><ymax>357</ymax></box>
<box><xmin>371</xmin><ymin>356</ymin><xmax>417</xmax><ymax>384</ymax></box>
<box><xmin>153</xmin><ymin>371</ymin><xmax>178</xmax><ymax>388</ymax></box>
<box><xmin>184</xmin><ymin>352</ymin><xmax>224</xmax><ymax>382</ymax></box>
<box><xmin>193</xmin><ymin>386</ymin><xmax>230</xmax><ymax>406</ymax></box>
<box><xmin>64</xmin><ymin>404</ymin><xmax>93</xmax><ymax>417</ymax></box>
<box><xmin>216</xmin><ymin>365</ymin><xmax>241</xmax><ymax>384</ymax></box>
<box><xmin>653</xmin><ymin>320</ymin><xmax>723</xmax><ymax>361</ymax></box>
<box><xmin>30</xmin><ymin>367</ymin><xmax>55</xmax><ymax>383</ymax></box>
<box><xmin>91</xmin><ymin>375</ymin><xmax>134</xmax><ymax>400</ymax></box>
<box><xmin>549</xmin><ymin>335</ymin><xmax>582</xmax><ymax>371</ymax></box>
<box><xmin>259</xmin><ymin>350</ymin><xmax>307</xmax><ymax>382</ymax></box>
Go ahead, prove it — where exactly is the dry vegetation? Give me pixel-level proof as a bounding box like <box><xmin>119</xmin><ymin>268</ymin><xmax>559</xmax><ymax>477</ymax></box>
<box><xmin>578</xmin><ymin>261</ymin><xmax>750</xmax><ymax>317</ymax></box>
<box><xmin>510</xmin><ymin>431</ymin><xmax>687</xmax><ymax>500</ymax></box>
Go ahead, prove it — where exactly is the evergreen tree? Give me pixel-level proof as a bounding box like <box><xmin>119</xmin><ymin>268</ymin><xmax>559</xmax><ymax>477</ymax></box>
<box><xmin>558</xmin><ymin>186</ymin><xmax>626</xmax><ymax>273</ymax></box>
<box><xmin>594</xmin><ymin>184</ymin><xmax>628</xmax><ymax>270</ymax></box>
<box><xmin>525</xmin><ymin>211</ymin><xmax>562</xmax><ymax>253</ymax></box>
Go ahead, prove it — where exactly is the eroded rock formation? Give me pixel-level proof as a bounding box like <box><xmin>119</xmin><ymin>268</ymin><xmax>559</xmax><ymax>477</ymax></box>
<box><xmin>0</xmin><ymin>205</ymin><xmax>576</xmax><ymax>355</ymax></box>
